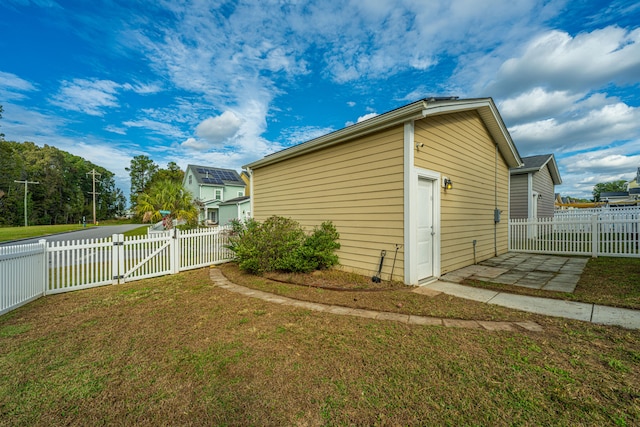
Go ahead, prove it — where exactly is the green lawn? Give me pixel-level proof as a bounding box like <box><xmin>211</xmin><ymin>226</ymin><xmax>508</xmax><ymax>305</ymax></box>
<box><xmin>1</xmin><ymin>266</ymin><xmax>638</xmax><ymax>426</ymax></box>
<box><xmin>0</xmin><ymin>224</ymin><xmax>94</xmax><ymax>243</ymax></box>
<box><xmin>0</xmin><ymin>220</ymin><xmax>146</xmax><ymax>243</ymax></box>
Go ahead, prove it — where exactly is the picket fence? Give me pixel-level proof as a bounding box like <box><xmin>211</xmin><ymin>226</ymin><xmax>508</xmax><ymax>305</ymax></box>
<box><xmin>1</xmin><ymin>226</ymin><xmax>233</xmax><ymax>316</ymax></box>
<box><xmin>510</xmin><ymin>212</ymin><xmax>640</xmax><ymax>257</ymax></box>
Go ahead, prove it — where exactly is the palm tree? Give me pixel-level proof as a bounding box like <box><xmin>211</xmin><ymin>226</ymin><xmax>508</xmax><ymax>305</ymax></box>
<box><xmin>136</xmin><ymin>179</ymin><xmax>198</xmax><ymax>228</ymax></box>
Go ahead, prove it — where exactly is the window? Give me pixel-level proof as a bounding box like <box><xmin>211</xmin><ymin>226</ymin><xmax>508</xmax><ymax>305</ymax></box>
<box><xmin>238</xmin><ymin>191</ymin><xmax>244</xmax><ymax>197</ymax></box>
<box><xmin>214</xmin><ymin>189</ymin><xmax>222</xmax><ymax>200</ymax></box>
<box><xmin>188</xmin><ymin>175</ymin><xmax>192</xmax><ymax>184</ymax></box>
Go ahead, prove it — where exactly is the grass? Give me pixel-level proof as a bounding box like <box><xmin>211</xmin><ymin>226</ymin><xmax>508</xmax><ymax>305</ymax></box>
<box><xmin>0</xmin><ymin>224</ymin><xmax>95</xmax><ymax>243</ymax></box>
<box><xmin>0</xmin><ymin>219</ymin><xmax>144</xmax><ymax>243</ymax></box>
<box><xmin>1</xmin><ymin>265</ymin><xmax>639</xmax><ymax>426</ymax></box>
<box><xmin>462</xmin><ymin>257</ymin><xmax>640</xmax><ymax>310</ymax></box>
<box><xmin>123</xmin><ymin>226</ymin><xmax>150</xmax><ymax>237</ymax></box>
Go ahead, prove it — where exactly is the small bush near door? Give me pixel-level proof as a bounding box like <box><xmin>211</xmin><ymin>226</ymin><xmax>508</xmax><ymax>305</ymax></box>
<box><xmin>227</xmin><ymin>216</ymin><xmax>340</xmax><ymax>274</ymax></box>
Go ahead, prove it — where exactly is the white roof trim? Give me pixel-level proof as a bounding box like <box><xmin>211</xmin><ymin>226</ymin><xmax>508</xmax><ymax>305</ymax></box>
<box><xmin>244</xmin><ymin>98</ymin><xmax>522</xmax><ymax>169</ymax></box>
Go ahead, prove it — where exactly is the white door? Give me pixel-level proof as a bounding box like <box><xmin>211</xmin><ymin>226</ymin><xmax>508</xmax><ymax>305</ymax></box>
<box><xmin>530</xmin><ymin>191</ymin><xmax>539</xmax><ymax>238</ymax></box>
<box><xmin>417</xmin><ymin>178</ymin><xmax>435</xmax><ymax>280</ymax></box>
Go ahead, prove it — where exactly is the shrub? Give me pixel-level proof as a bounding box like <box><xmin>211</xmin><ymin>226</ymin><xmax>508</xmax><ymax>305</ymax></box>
<box><xmin>227</xmin><ymin>216</ymin><xmax>340</xmax><ymax>274</ymax></box>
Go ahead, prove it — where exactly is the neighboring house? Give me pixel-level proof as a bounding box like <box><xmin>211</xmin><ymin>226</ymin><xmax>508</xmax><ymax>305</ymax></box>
<box><xmin>600</xmin><ymin>167</ymin><xmax>640</xmax><ymax>206</ymax></box>
<box><xmin>244</xmin><ymin>97</ymin><xmax>522</xmax><ymax>285</ymax></box>
<box><xmin>510</xmin><ymin>154</ymin><xmax>562</xmax><ymax>219</ymax></box>
<box><xmin>218</xmin><ymin>196</ymin><xmax>251</xmax><ymax>226</ymax></box>
<box><xmin>183</xmin><ymin>165</ymin><xmax>246</xmax><ymax>224</ymax></box>
<box><xmin>240</xmin><ymin>171</ymin><xmax>251</xmax><ymax>196</ymax></box>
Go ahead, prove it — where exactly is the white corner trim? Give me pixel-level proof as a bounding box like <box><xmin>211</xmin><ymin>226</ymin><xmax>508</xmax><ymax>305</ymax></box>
<box><xmin>404</xmin><ymin>121</ymin><xmax>414</xmax><ymax>285</ymax></box>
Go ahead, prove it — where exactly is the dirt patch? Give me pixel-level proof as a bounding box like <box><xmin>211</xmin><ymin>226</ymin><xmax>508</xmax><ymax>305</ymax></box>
<box><xmin>263</xmin><ymin>269</ymin><xmax>406</xmax><ymax>291</ymax></box>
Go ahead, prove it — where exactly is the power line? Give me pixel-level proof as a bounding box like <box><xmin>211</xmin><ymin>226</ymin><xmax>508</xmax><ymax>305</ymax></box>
<box><xmin>14</xmin><ymin>179</ymin><xmax>40</xmax><ymax>227</ymax></box>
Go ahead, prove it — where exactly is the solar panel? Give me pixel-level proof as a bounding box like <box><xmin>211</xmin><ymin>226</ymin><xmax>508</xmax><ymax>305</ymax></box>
<box><xmin>195</xmin><ymin>167</ymin><xmax>240</xmax><ymax>184</ymax></box>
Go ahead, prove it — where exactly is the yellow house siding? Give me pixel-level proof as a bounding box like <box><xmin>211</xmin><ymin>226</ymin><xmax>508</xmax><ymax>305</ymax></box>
<box><xmin>414</xmin><ymin>111</ymin><xmax>510</xmax><ymax>273</ymax></box>
<box><xmin>251</xmin><ymin>125</ymin><xmax>405</xmax><ymax>277</ymax></box>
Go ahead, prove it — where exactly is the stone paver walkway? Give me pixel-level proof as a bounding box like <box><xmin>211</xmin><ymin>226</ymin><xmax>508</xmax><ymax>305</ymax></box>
<box><xmin>441</xmin><ymin>252</ymin><xmax>587</xmax><ymax>293</ymax></box>
<box><xmin>209</xmin><ymin>268</ymin><xmax>543</xmax><ymax>332</ymax></box>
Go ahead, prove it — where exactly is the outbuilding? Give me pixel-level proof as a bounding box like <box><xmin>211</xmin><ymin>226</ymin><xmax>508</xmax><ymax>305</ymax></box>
<box><xmin>510</xmin><ymin>154</ymin><xmax>562</xmax><ymax>219</ymax></box>
<box><xmin>244</xmin><ymin>98</ymin><xmax>522</xmax><ymax>285</ymax></box>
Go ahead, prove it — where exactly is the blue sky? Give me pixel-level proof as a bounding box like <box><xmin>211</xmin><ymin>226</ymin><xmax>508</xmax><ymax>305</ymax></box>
<box><xmin>1</xmin><ymin>0</ymin><xmax>639</xmax><ymax>201</ymax></box>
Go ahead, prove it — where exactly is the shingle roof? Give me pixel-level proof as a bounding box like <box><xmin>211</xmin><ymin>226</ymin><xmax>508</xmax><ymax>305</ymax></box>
<box><xmin>187</xmin><ymin>165</ymin><xmax>244</xmax><ymax>186</ymax></box>
<box><xmin>510</xmin><ymin>154</ymin><xmax>562</xmax><ymax>185</ymax></box>
<box><xmin>219</xmin><ymin>196</ymin><xmax>250</xmax><ymax>206</ymax></box>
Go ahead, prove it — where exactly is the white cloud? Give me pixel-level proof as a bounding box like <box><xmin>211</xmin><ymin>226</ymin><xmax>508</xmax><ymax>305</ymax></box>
<box><xmin>104</xmin><ymin>125</ymin><xmax>127</xmax><ymax>135</ymax></box>
<box><xmin>50</xmin><ymin>78</ymin><xmax>121</xmax><ymax>116</ymax></box>
<box><xmin>511</xmin><ymin>99</ymin><xmax>640</xmax><ymax>154</ymax></box>
<box><xmin>278</xmin><ymin>125</ymin><xmax>335</xmax><ymax>146</ymax></box>
<box><xmin>123</xmin><ymin>118</ymin><xmax>184</xmax><ymax>139</ymax></box>
<box><xmin>50</xmin><ymin>78</ymin><xmax>165</xmax><ymax>117</ymax></box>
<box><xmin>0</xmin><ymin>71</ymin><xmax>37</xmax><ymax>101</ymax></box>
<box><xmin>556</xmin><ymin>144</ymin><xmax>640</xmax><ymax>198</ymax></box>
<box><xmin>486</xmin><ymin>26</ymin><xmax>640</xmax><ymax>97</ymax></box>
<box><xmin>180</xmin><ymin>137</ymin><xmax>209</xmax><ymax>151</ymax></box>
<box><xmin>498</xmin><ymin>88</ymin><xmax>585</xmax><ymax>125</ymax></box>
<box><xmin>357</xmin><ymin>112</ymin><xmax>378</xmax><ymax>123</ymax></box>
<box><xmin>122</xmin><ymin>81</ymin><xmax>163</xmax><ymax>95</ymax></box>
<box><xmin>195</xmin><ymin>111</ymin><xmax>243</xmax><ymax>146</ymax></box>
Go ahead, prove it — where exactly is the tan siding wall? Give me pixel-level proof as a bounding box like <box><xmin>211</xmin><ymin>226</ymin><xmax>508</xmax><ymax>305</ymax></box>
<box><xmin>510</xmin><ymin>174</ymin><xmax>529</xmax><ymax>219</ymax></box>
<box><xmin>251</xmin><ymin>126</ymin><xmax>405</xmax><ymax>278</ymax></box>
<box><xmin>414</xmin><ymin>111</ymin><xmax>510</xmax><ymax>273</ymax></box>
<box><xmin>533</xmin><ymin>167</ymin><xmax>555</xmax><ymax>218</ymax></box>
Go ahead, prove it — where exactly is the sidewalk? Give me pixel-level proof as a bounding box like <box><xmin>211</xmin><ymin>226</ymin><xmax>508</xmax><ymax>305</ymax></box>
<box><xmin>416</xmin><ymin>281</ymin><xmax>640</xmax><ymax>330</ymax></box>
<box><xmin>424</xmin><ymin>252</ymin><xmax>640</xmax><ymax>330</ymax></box>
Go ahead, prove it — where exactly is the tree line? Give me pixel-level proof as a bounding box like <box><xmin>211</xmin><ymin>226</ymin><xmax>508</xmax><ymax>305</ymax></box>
<box><xmin>0</xmin><ymin>140</ymin><xmax>125</xmax><ymax>226</ymax></box>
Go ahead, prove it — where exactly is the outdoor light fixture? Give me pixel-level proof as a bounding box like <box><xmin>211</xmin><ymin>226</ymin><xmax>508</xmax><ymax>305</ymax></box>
<box><xmin>443</xmin><ymin>177</ymin><xmax>453</xmax><ymax>190</ymax></box>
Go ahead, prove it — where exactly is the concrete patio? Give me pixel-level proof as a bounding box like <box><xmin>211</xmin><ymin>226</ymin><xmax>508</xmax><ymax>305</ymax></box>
<box><xmin>439</xmin><ymin>252</ymin><xmax>588</xmax><ymax>293</ymax></box>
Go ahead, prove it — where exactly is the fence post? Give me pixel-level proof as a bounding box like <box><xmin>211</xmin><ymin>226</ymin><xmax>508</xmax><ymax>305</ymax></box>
<box><xmin>40</xmin><ymin>239</ymin><xmax>47</xmax><ymax>296</ymax></box>
<box><xmin>591</xmin><ymin>214</ymin><xmax>598</xmax><ymax>258</ymax></box>
<box><xmin>171</xmin><ymin>228</ymin><xmax>180</xmax><ymax>274</ymax></box>
<box><xmin>112</xmin><ymin>234</ymin><xmax>124</xmax><ymax>283</ymax></box>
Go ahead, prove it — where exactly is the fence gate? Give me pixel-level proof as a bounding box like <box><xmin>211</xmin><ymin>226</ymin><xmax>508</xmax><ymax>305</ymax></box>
<box><xmin>1</xmin><ymin>227</ymin><xmax>234</xmax><ymax>317</ymax></box>
<box><xmin>115</xmin><ymin>232</ymin><xmax>177</xmax><ymax>283</ymax></box>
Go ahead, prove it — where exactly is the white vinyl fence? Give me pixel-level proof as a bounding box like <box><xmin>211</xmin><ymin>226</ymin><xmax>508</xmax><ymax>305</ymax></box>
<box><xmin>1</xmin><ymin>226</ymin><xmax>233</xmax><ymax>316</ymax></box>
<box><xmin>510</xmin><ymin>212</ymin><xmax>640</xmax><ymax>257</ymax></box>
<box><xmin>0</xmin><ymin>240</ymin><xmax>47</xmax><ymax>316</ymax></box>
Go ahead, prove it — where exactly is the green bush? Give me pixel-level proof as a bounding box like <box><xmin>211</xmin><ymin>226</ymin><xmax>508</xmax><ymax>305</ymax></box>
<box><xmin>227</xmin><ymin>216</ymin><xmax>340</xmax><ymax>274</ymax></box>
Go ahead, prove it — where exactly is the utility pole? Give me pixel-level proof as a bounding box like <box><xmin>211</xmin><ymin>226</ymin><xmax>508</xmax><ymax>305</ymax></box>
<box><xmin>86</xmin><ymin>169</ymin><xmax>101</xmax><ymax>225</ymax></box>
<box><xmin>14</xmin><ymin>179</ymin><xmax>40</xmax><ymax>227</ymax></box>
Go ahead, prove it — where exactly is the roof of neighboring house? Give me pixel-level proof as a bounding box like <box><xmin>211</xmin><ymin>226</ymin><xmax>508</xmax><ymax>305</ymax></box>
<box><xmin>219</xmin><ymin>196</ymin><xmax>250</xmax><ymax>206</ymax></box>
<box><xmin>186</xmin><ymin>165</ymin><xmax>245</xmax><ymax>187</ymax></box>
<box><xmin>510</xmin><ymin>154</ymin><xmax>562</xmax><ymax>185</ymax></box>
<box><xmin>244</xmin><ymin>97</ymin><xmax>522</xmax><ymax>170</ymax></box>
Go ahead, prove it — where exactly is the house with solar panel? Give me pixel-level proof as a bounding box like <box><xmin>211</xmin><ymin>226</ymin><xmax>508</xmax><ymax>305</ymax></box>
<box><xmin>183</xmin><ymin>165</ymin><xmax>247</xmax><ymax>225</ymax></box>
